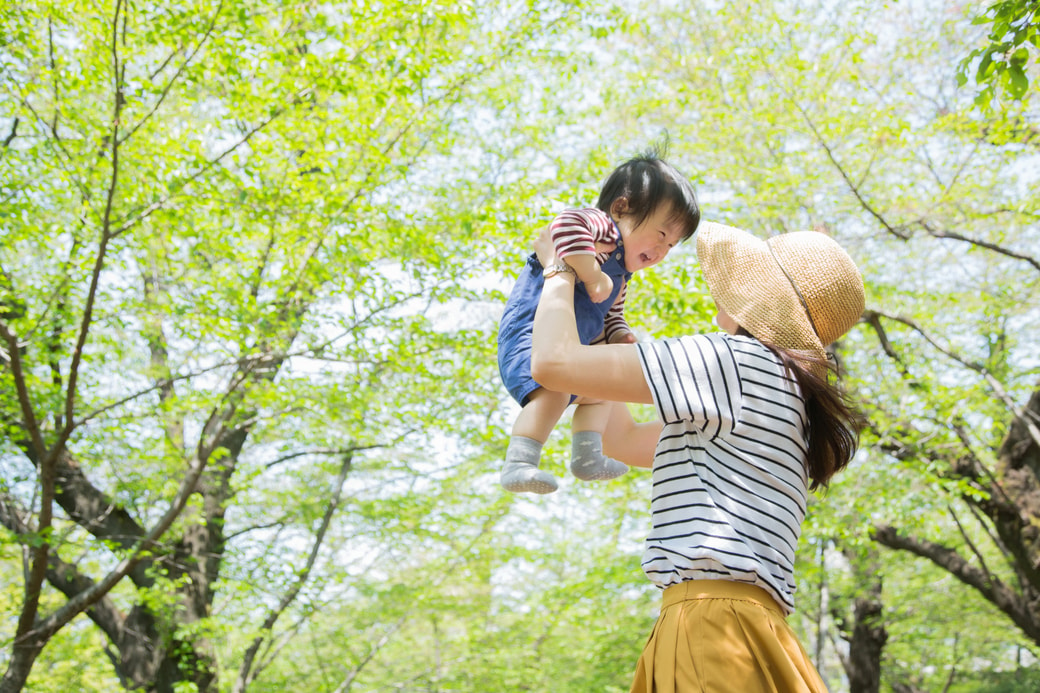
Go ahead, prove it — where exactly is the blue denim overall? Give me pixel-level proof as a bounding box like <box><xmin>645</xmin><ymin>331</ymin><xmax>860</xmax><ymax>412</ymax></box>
<box><xmin>497</xmin><ymin>237</ymin><xmax>631</xmax><ymax>406</ymax></box>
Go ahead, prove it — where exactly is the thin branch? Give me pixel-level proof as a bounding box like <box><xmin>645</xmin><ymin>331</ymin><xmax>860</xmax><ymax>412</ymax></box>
<box><xmin>946</xmin><ymin>503</ymin><xmax>994</xmax><ymax>583</ymax></box>
<box><xmin>916</xmin><ymin>219</ymin><xmax>1040</xmax><ymax>273</ymax></box>
<box><xmin>0</xmin><ymin>323</ymin><xmax>45</xmax><ymax>458</ymax></box>
<box><xmin>941</xmin><ymin>634</ymin><xmax>960</xmax><ymax>693</ymax></box>
<box><xmin>765</xmin><ymin>66</ymin><xmax>912</xmax><ymax>240</ymax></box>
<box><xmin>56</xmin><ymin>0</ymin><xmax>125</xmax><ymax>445</ymax></box>
<box><xmin>263</xmin><ymin>445</ymin><xmax>382</xmax><ymax>470</ymax></box>
<box><xmin>119</xmin><ymin>0</ymin><xmax>224</xmax><ymax>145</ymax></box>
<box><xmin>949</xmin><ymin>420</ymin><xmax>1016</xmax><ymax>512</ymax></box>
<box><xmin>962</xmin><ymin>499</ymin><xmax>1029</xmax><ymax>594</ymax></box>
<box><xmin>870</xmin><ymin>310</ymin><xmax>1040</xmax><ymax>452</ymax></box>
<box><xmin>1</xmin><ymin>118</ymin><xmax>17</xmax><ymax>147</ymax></box>
<box><xmin>861</xmin><ymin>310</ymin><xmax>913</xmax><ymax>378</ymax></box>
<box><xmin>109</xmin><ymin>107</ymin><xmax>286</xmax><ymax>238</ymax></box>
<box><xmin>48</xmin><ymin>18</ymin><xmax>58</xmax><ymax>134</ymax></box>
<box><xmin>782</xmin><ymin>77</ymin><xmax>1040</xmax><ymax>275</ymax></box>
<box><xmin>12</xmin><ymin>98</ymin><xmax>91</xmax><ymax>205</ymax></box>
<box><xmin>233</xmin><ymin>451</ymin><xmax>355</xmax><ymax>692</ymax></box>
<box><xmin>333</xmin><ymin>616</ymin><xmax>410</xmax><ymax>693</ymax></box>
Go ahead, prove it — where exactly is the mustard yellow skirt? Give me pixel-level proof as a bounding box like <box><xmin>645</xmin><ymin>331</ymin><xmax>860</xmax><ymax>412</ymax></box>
<box><xmin>629</xmin><ymin>580</ymin><xmax>828</xmax><ymax>693</ymax></box>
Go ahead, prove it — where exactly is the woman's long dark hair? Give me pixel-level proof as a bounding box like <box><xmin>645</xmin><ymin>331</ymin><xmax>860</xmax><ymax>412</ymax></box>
<box><xmin>744</xmin><ymin>330</ymin><xmax>865</xmax><ymax>491</ymax></box>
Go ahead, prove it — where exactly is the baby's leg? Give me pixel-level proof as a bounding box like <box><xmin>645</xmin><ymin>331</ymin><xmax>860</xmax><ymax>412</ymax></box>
<box><xmin>502</xmin><ymin>388</ymin><xmax>571</xmax><ymax>494</ymax></box>
<box><xmin>570</xmin><ymin>401</ymin><xmax>628</xmax><ymax>481</ymax></box>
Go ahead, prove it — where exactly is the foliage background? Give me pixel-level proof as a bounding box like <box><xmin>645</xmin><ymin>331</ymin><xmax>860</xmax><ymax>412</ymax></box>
<box><xmin>1</xmin><ymin>0</ymin><xmax>1038</xmax><ymax>691</ymax></box>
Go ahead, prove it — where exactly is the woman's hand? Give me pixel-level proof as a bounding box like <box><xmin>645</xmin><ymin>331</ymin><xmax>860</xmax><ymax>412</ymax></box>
<box><xmin>534</xmin><ymin>226</ymin><xmax>555</xmax><ymax>267</ymax></box>
<box><xmin>534</xmin><ymin>226</ymin><xmax>618</xmax><ymax>267</ymax></box>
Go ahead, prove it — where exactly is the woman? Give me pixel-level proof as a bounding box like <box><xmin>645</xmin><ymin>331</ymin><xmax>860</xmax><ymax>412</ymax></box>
<box><xmin>530</xmin><ymin>221</ymin><xmax>865</xmax><ymax>692</ymax></box>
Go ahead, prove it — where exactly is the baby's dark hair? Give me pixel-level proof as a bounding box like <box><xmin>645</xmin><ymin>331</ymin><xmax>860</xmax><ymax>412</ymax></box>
<box><xmin>595</xmin><ymin>148</ymin><xmax>700</xmax><ymax>241</ymax></box>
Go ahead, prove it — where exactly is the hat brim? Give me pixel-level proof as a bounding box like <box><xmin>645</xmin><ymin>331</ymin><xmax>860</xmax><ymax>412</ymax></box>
<box><xmin>696</xmin><ymin>221</ymin><xmax>827</xmax><ymax>360</ymax></box>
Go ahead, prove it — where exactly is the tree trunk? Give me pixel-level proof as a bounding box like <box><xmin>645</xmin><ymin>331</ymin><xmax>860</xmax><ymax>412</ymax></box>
<box><xmin>0</xmin><ymin>641</ymin><xmax>44</xmax><ymax>693</ymax></box>
<box><xmin>833</xmin><ymin>546</ymin><xmax>887</xmax><ymax>693</ymax></box>
<box><xmin>872</xmin><ymin>386</ymin><xmax>1040</xmax><ymax>646</ymax></box>
<box><xmin>845</xmin><ymin>593</ymin><xmax>886</xmax><ymax>693</ymax></box>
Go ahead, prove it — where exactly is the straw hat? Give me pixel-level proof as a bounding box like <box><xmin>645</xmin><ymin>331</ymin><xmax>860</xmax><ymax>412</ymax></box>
<box><xmin>696</xmin><ymin>221</ymin><xmax>865</xmax><ymax>370</ymax></box>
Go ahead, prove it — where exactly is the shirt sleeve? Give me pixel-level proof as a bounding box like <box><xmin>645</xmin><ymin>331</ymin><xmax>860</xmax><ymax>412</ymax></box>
<box><xmin>635</xmin><ymin>334</ymin><xmax>742</xmax><ymax>439</ymax></box>
<box><xmin>549</xmin><ymin>208</ymin><xmax>615</xmax><ymax>260</ymax></box>
<box><xmin>603</xmin><ymin>280</ymin><xmax>631</xmax><ymax>342</ymax></box>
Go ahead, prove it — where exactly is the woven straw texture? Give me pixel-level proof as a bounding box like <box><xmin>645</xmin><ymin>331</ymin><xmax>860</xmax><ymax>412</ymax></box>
<box><xmin>696</xmin><ymin>222</ymin><xmax>865</xmax><ymax>361</ymax></box>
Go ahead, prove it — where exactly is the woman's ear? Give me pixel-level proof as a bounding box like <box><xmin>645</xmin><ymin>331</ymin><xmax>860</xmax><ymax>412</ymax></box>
<box><xmin>610</xmin><ymin>197</ymin><xmax>630</xmax><ymax>218</ymax></box>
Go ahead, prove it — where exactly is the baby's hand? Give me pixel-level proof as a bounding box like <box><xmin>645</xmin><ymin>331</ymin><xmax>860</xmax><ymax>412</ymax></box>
<box><xmin>608</xmin><ymin>330</ymin><xmax>638</xmax><ymax>344</ymax></box>
<box><xmin>585</xmin><ymin>272</ymin><xmax>614</xmax><ymax>303</ymax></box>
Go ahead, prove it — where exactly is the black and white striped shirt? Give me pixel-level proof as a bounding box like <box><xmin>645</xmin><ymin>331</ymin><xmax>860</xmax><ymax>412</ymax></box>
<box><xmin>636</xmin><ymin>333</ymin><xmax>809</xmax><ymax>614</ymax></box>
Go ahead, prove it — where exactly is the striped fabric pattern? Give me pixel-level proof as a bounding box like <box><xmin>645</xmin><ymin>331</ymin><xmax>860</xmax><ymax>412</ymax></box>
<box><xmin>549</xmin><ymin>207</ymin><xmax>617</xmax><ymax>262</ymax></box>
<box><xmin>550</xmin><ymin>207</ymin><xmax>631</xmax><ymax>342</ymax></box>
<box><xmin>635</xmin><ymin>333</ymin><xmax>809</xmax><ymax>614</ymax></box>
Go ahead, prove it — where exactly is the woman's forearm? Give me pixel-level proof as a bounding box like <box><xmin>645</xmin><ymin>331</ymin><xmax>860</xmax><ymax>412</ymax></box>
<box><xmin>530</xmin><ymin>227</ymin><xmax>655</xmax><ymax>405</ymax></box>
<box><xmin>530</xmin><ymin>273</ymin><xmax>581</xmax><ymax>391</ymax></box>
<box><xmin>602</xmin><ymin>402</ymin><xmax>661</xmax><ymax>468</ymax></box>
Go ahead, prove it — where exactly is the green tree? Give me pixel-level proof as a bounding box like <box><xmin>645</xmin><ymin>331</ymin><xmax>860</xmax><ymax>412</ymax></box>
<box><xmin>0</xmin><ymin>0</ymin><xmax>612</xmax><ymax>689</ymax></box>
<box><xmin>957</xmin><ymin>0</ymin><xmax>1040</xmax><ymax>108</ymax></box>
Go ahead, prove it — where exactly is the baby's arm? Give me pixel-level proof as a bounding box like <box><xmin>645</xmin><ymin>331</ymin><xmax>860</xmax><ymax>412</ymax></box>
<box><xmin>549</xmin><ymin>209</ymin><xmax>614</xmax><ymax>303</ymax></box>
<box><xmin>565</xmin><ymin>255</ymin><xmax>613</xmax><ymax>303</ymax></box>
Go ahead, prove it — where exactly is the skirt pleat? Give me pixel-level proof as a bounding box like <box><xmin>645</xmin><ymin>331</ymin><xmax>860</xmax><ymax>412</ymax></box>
<box><xmin>629</xmin><ymin>581</ymin><xmax>828</xmax><ymax>693</ymax></box>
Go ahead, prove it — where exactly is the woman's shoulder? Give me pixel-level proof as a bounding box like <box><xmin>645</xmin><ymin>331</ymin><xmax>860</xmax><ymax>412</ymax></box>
<box><xmin>641</xmin><ymin>332</ymin><xmax>780</xmax><ymax>365</ymax></box>
<box><xmin>670</xmin><ymin>332</ymin><xmax>761</xmax><ymax>353</ymax></box>
<box><xmin>667</xmin><ymin>334</ymin><xmax>786</xmax><ymax>376</ymax></box>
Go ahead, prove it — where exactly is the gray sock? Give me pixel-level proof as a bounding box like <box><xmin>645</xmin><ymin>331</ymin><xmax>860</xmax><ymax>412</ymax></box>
<box><xmin>570</xmin><ymin>431</ymin><xmax>628</xmax><ymax>481</ymax></box>
<box><xmin>501</xmin><ymin>436</ymin><xmax>558</xmax><ymax>494</ymax></box>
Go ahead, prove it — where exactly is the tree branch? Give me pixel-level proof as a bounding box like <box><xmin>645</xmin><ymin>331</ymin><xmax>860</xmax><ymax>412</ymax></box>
<box><xmin>785</xmin><ymin>81</ymin><xmax>1040</xmax><ymax>276</ymax></box>
<box><xmin>916</xmin><ymin>219</ymin><xmax>1040</xmax><ymax>274</ymax></box>
<box><xmin>868</xmin><ymin>310</ymin><xmax>1040</xmax><ymax>452</ymax></box>
<box><xmin>18</xmin><ymin>446</ymin><xmax>209</xmax><ymax>649</ymax></box>
<box><xmin>232</xmin><ymin>451</ymin><xmax>354</xmax><ymax>692</ymax></box>
<box><xmin>861</xmin><ymin>309</ymin><xmax>913</xmax><ymax>378</ymax></box>
<box><xmin>872</xmin><ymin>524</ymin><xmax>1040</xmax><ymax>641</ymax></box>
<box><xmin>0</xmin><ymin>494</ymin><xmax>126</xmax><ymax>646</ymax></box>
<box><xmin>780</xmin><ymin>90</ymin><xmax>911</xmax><ymax>240</ymax></box>
<box><xmin>119</xmin><ymin>0</ymin><xmax>224</xmax><ymax>145</ymax></box>
<box><xmin>48</xmin><ymin>18</ymin><xmax>58</xmax><ymax>134</ymax></box>
<box><xmin>109</xmin><ymin>107</ymin><xmax>285</xmax><ymax>239</ymax></box>
<box><xmin>1</xmin><ymin>117</ymin><xmax>17</xmax><ymax>148</ymax></box>
<box><xmin>946</xmin><ymin>503</ymin><xmax>993</xmax><ymax>583</ymax></box>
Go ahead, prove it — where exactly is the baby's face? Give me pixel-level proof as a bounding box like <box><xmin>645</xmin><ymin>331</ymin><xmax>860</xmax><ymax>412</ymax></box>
<box><xmin>617</xmin><ymin>205</ymin><xmax>685</xmax><ymax>273</ymax></box>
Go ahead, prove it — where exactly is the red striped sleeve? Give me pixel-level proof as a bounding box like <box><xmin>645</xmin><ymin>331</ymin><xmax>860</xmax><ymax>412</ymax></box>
<box><xmin>549</xmin><ymin>208</ymin><xmax>615</xmax><ymax>260</ymax></box>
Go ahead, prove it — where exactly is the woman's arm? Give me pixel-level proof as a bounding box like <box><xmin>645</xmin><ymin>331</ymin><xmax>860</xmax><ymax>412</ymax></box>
<box><xmin>602</xmin><ymin>402</ymin><xmax>661</xmax><ymax>468</ymax></box>
<box><xmin>530</xmin><ymin>226</ymin><xmax>661</xmax><ymax>466</ymax></box>
<box><xmin>530</xmin><ymin>252</ymin><xmax>654</xmax><ymax>406</ymax></box>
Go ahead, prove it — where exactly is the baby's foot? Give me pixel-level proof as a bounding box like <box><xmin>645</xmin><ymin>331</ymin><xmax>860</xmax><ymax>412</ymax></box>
<box><xmin>571</xmin><ymin>431</ymin><xmax>628</xmax><ymax>481</ymax></box>
<box><xmin>501</xmin><ymin>463</ymin><xmax>559</xmax><ymax>494</ymax></box>
<box><xmin>501</xmin><ymin>435</ymin><xmax>558</xmax><ymax>494</ymax></box>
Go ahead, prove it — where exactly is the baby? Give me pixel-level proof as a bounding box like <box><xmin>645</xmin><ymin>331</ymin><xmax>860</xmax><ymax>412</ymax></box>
<box><xmin>497</xmin><ymin>151</ymin><xmax>700</xmax><ymax>493</ymax></box>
